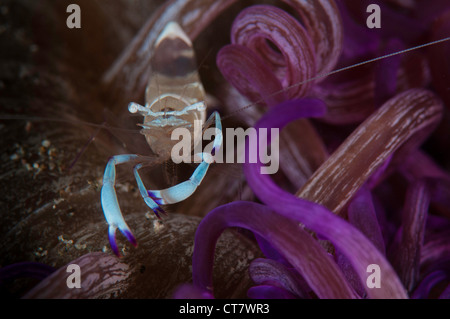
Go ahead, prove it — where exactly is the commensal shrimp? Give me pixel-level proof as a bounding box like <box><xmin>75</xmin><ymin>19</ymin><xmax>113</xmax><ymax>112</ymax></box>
<box><xmin>101</xmin><ymin>22</ymin><xmax>223</xmax><ymax>257</ymax></box>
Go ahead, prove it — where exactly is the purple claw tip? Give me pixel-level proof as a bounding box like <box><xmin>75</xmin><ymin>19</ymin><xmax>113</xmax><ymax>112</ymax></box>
<box><xmin>148</xmin><ymin>192</ymin><xmax>163</xmax><ymax>204</ymax></box>
<box><xmin>154</xmin><ymin>207</ymin><xmax>167</xmax><ymax>219</ymax></box>
<box><xmin>123</xmin><ymin>229</ymin><xmax>138</xmax><ymax>247</ymax></box>
<box><xmin>108</xmin><ymin>230</ymin><xmax>121</xmax><ymax>257</ymax></box>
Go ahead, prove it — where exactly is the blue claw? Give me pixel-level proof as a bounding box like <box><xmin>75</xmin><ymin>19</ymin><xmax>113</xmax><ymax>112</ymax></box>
<box><xmin>101</xmin><ymin>155</ymin><xmax>139</xmax><ymax>257</ymax></box>
<box><xmin>108</xmin><ymin>225</ymin><xmax>137</xmax><ymax>257</ymax></box>
<box><xmin>108</xmin><ymin>225</ymin><xmax>137</xmax><ymax>258</ymax></box>
<box><xmin>144</xmin><ymin>192</ymin><xmax>166</xmax><ymax>219</ymax></box>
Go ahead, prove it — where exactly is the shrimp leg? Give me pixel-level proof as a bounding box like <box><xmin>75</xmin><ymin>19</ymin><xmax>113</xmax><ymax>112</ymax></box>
<box><xmin>136</xmin><ymin>111</ymin><xmax>222</xmax><ymax>208</ymax></box>
<box><xmin>101</xmin><ymin>154</ymin><xmax>140</xmax><ymax>257</ymax></box>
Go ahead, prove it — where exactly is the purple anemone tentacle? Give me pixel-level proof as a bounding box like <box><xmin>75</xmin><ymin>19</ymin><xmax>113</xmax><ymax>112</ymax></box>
<box><xmin>247</xmin><ymin>285</ymin><xmax>298</xmax><ymax>299</ymax></box>
<box><xmin>249</xmin><ymin>258</ymin><xmax>311</xmax><ymax>299</ymax></box>
<box><xmin>348</xmin><ymin>187</ymin><xmax>386</xmax><ymax>255</ymax></box>
<box><xmin>390</xmin><ymin>180</ymin><xmax>430</xmax><ymax>292</ymax></box>
<box><xmin>217</xmin><ymin>44</ymin><xmax>285</xmax><ymax>106</ymax></box>
<box><xmin>228</xmin><ymin>5</ymin><xmax>316</xmax><ymax>99</ymax></box>
<box><xmin>172</xmin><ymin>284</ymin><xmax>214</xmax><ymax>299</ymax></box>
<box><xmin>242</xmin><ymin>98</ymin><xmax>408</xmax><ymax>299</ymax></box>
<box><xmin>192</xmin><ymin>201</ymin><xmax>358</xmax><ymax>299</ymax></box>
<box><xmin>374</xmin><ymin>38</ymin><xmax>404</xmax><ymax>107</ymax></box>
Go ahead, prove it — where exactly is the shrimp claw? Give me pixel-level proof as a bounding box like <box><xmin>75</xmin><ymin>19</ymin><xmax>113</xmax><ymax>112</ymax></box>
<box><xmin>101</xmin><ymin>154</ymin><xmax>139</xmax><ymax>257</ymax></box>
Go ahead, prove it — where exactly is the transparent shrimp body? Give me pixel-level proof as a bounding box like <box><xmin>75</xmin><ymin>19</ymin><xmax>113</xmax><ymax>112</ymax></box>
<box><xmin>101</xmin><ymin>22</ymin><xmax>222</xmax><ymax>257</ymax></box>
<box><xmin>130</xmin><ymin>21</ymin><xmax>207</xmax><ymax>158</ymax></box>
